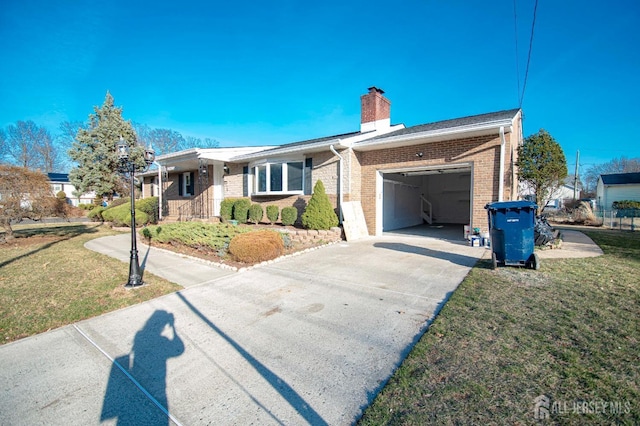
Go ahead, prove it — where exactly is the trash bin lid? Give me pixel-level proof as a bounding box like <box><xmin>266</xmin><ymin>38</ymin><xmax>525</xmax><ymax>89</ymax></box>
<box><xmin>485</xmin><ymin>200</ymin><xmax>538</xmax><ymax>211</ymax></box>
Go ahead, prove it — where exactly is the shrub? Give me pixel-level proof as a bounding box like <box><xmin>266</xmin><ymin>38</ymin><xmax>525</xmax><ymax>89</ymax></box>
<box><xmin>141</xmin><ymin>227</ymin><xmax>152</xmax><ymax>240</ymax></box>
<box><xmin>248</xmin><ymin>204</ymin><xmax>264</xmax><ymax>224</ymax></box>
<box><xmin>301</xmin><ymin>180</ymin><xmax>339</xmax><ymax>230</ymax></box>
<box><xmin>612</xmin><ymin>200</ymin><xmax>640</xmax><ymax>210</ymax></box>
<box><xmin>137</xmin><ymin>197</ymin><xmax>159</xmax><ymax>224</ymax></box>
<box><xmin>102</xmin><ymin>202</ymin><xmax>149</xmax><ymax>227</ymax></box>
<box><xmin>266</xmin><ymin>205</ymin><xmax>279</xmax><ymax>224</ymax></box>
<box><xmin>281</xmin><ymin>206</ymin><xmax>298</xmax><ymax>226</ymax></box>
<box><xmin>88</xmin><ymin>206</ymin><xmax>105</xmax><ymax>222</ymax></box>
<box><xmin>109</xmin><ymin>197</ymin><xmax>128</xmax><ymax>208</ymax></box>
<box><xmin>144</xmin><ymin>222</ymin><xmax>250</xmax><ymax>251</ymax></box>
<box><xmin>228</xmin><ymin>230</ymin><xmax>284</xmax><ymax>263</ymax></box>
<box><xmin>56</xmin><ymin>190</ymin><xmax>67</xmax><ymax>200</ymax></box>
<box><xmin>220</xmin><ymin>198</ymin><xmax>240</xmax><ymax>222</ymax></box>
<box><xmin>233</xmin><ymin>198</ymin><xmax>252</xmax><ymax>223</ymax></box>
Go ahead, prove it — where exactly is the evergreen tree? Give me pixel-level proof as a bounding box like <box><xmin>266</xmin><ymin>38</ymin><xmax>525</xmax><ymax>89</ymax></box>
<box><xmin>517</xmin><ymin>129</ymin><xmax>568</xmax><ymax>210</ymax></box>
<box><xmin>68</xmin><ymin>92</ymin><xmax>147</xmax><ymax>198</ymax></box>
<box><xmin>301</xmin><ymin>180</ymin><xmax>339</xmax><ymax>230</ymax></box>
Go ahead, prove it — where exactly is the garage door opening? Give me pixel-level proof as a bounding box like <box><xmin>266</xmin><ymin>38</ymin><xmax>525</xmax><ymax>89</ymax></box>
<box><xmin>381</xmin><ymin>164</ymin><xmax>472</xmax><ymax>234</ymax></box>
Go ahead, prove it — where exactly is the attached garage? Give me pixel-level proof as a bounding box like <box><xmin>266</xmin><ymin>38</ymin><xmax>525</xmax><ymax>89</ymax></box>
<box><xmin>380</xmin><ymin>164</ymin><xmax>472</xmax><ymax>232</ymax></box>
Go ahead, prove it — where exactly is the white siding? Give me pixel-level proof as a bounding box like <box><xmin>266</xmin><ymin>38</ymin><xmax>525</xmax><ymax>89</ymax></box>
<box><xmin>597</xmin><ymin>182</ymin><xmax>640</xmax><ymax>209</ymax></box>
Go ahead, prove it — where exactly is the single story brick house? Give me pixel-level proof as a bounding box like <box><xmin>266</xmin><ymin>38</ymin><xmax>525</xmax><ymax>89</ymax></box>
<box><xmin>143</xmin><ymin>87</ymin><xmax>523</xmax><ymax>236</ymax></box>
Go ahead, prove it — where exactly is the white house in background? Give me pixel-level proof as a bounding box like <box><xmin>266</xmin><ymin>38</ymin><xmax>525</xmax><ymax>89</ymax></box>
<box><xmin>519</xmin><ymin>177</ymin><xmax>580</xmax><ymax>211</ymax></box>
<box><xmin>597</xmin><ymin>172</ymin><xmax>640</xmax><ymax>210</ymax></box>
<box><xmin>47</xmin><ymin>173</ymin><xmax>95</xmax><ymax>206</ymax></box>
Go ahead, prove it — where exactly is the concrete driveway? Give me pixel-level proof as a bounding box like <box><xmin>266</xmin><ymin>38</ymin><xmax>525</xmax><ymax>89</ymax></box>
<box><xmin>0</xmin><ymin>229</ymin><xmax>486</xmax><ymax>425</ymax></box>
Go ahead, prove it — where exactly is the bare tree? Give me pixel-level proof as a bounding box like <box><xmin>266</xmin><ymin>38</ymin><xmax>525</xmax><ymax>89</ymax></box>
<box><xmin>5</xmin><ymin>120</ymin><xmax>61</xmax><ymax>172</ymax></box>
<box><xmin>183</xmin><ymin>136</ymin><xmax>219</xmax><ymax>150</ymax></box>
<box><xmin>0</xmin><ymin>129</ymin><xmax>6</xmax><ymax>164</ymax></box>
<box><xmin>148</xmin><ymin>128</ymin><xmax>185</xmax><ymax>156</ymax></box>
<box><xmin>0</xmin><ymin>165</ymin><xmax>55</xmax><ymax>238</ymax></box>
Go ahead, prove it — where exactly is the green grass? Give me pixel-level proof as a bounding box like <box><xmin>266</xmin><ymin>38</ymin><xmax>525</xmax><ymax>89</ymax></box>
<box><xmin>359</xmin><ymin>228</ymin><xmax>639</xmax><ymax>425</ymax></box>
<box><xmin>0</xmin><ymin>223</ymin><xmax>182</xmax><ymax>343</ymax></box>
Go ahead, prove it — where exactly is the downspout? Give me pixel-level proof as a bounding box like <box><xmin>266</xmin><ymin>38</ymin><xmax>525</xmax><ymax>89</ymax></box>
<box><xmin>153</xmin><ymin>161</ymin><xmax>163</xmax><ymax>221</ymax></box>
<box><xmin>329</xmin><ymin>143</ymin><xmax>344</xmax><ymax>224</ymax></box>
<box><xmin>498</xmin><ymin>126</ymin><xmax>506</xmax><ymax>202</ymax></box>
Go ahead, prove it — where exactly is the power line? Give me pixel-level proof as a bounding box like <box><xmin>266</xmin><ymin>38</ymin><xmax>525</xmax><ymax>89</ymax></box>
<box><xmin>519</xmin><ymin>0</ymin><xmax>539</xmax><ymax>108</ymax></box>
<box><xmin>513</xmin><ymin>0</ymin><xmax>521</xmax><ymax>105</ymax></box>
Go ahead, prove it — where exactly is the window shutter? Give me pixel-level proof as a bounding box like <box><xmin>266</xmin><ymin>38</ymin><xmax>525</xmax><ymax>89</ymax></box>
<box><xmin>188</xmin><ymin>172</ymin><xmax>195</xmax><ymax>195</ymax></box>
<box><xmin>178</xmin><ymin>173</ymin><xmax>183</xmax><ymax>196</ymax></box>
<box><xmin>242</xmin><ymin>166</ymin><xmax>249</xmax><ymax>197</ymax></box>
<box><xmin>304</xmin><ymin>158</ymin><xmax>313</xmax><ymax>195</ymax></box>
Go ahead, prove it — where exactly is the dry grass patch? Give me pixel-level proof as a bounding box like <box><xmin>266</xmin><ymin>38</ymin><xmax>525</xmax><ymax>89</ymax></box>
<box><xmin>0</xmin><ymin>223</ymin><xmax>181</xmax><ymax>343</ymax></box>
<box><xmin>359</xmin><ymin>228</ymin><xmax>639</xmax><ymax>425</ymax></box>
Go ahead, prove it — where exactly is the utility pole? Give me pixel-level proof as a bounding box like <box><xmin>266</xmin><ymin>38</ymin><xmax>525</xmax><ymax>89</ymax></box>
<box><xmin>573</xmin><ymin>150</ymin><xmax>580</xmax><ymax>200</ymax></box>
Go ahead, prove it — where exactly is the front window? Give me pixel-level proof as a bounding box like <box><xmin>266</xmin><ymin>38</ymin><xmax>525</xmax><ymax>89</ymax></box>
<box><xmin>254</xmin><ymin>161</ymin><xmax>304</xmax><ymax>194</ymax></box>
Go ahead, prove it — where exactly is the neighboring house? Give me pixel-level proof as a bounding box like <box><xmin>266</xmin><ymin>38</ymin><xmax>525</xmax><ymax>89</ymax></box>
<box><xmin>596</xmin><ymin>172</ymin><xmax>640</xmax><ymax>210</ymax></box>
<box><xmin>47</xmin><ymin>173</ymin><xmax>95</xmax><ymax>206</ymax></box>
<box><xmin>520</xmin><ymin>177</ymin><xmax>581</xmax><ymax>211</ymax></box>
<box><xmin>144</xmin><ymin>87</ymin><xmax>523</xmax><ymax>236</ymax></box>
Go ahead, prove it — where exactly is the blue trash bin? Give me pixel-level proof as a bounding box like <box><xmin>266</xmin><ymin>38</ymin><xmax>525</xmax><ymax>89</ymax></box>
<box><xmin>485</xmin><ymin>200</ymin><xmax>540</xmax><ymax>270</ymax></box>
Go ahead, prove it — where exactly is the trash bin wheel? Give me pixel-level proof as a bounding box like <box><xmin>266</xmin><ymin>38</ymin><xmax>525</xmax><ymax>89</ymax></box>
<box><xmin>528</xmin><ymin>253</ymin><xmax>540</xmax><ymax>270</ymax></box>
<box><xmin>491</xmin><ymin>252</ymin><xmax>497</xmax><ymax>270</ymax></box>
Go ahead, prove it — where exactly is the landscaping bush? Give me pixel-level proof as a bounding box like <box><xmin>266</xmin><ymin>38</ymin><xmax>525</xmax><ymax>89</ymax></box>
<box><xmin>220</xmin><ymin>198</ymin><xmax>240</xmax><ymax>222</ymax></box>
<box><xmin>248</xmin><ymin>204</ymin><xmax>264</xmax><ymax>224</ymax></box>
<box><xmin>281</xmin><ymin>206</ymin><xmax>298</xmax><ymax>226</ymax></box>
<box><xmin>228</xmin><ymin>230</ymin><xmax>284</xmax><ymax>263</ymax></box>
<box><xmin>266</xmin><ymin>205</ymin><xmax>279</xmax><ymax>225</ymax></box>
<box><xmin>301</xmin><ymin>180</ymin><xmax>339</xmax><ymax>230</ymax></box>
<box><xmin>109</xmin><ymin>197</ymin><xmax>128</xmax><ymax>208</ymax></box>
<box><xmin>137</xmin><ymin>197</ymin><xmax>159</xmax><ymax>224</ymax></box>
<box><xmin>87</xmin><ymin>206</ymin><xmax>106</xmax><ymax>222</ymax></box>
<box><xmin>233</xmin><ymin>198</ymin><xmax>252</xmax><ymax>223</ymax></box>
<box><xmin>145</xmin><ymin>222</ymin><xmax>250</xmax><ymax>251</ymax></box>
<box><xmin>101</xmin><ymin>202</ymin><xmax>149</xmax><ymax>227</ymax></box>
<box><xmin>612</xmin><ymin>200</ymin><xmax>640</xmax><ymax>210</ymax></box>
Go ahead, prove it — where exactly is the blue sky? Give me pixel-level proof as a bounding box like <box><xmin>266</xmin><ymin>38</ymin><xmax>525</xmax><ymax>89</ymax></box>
<box><xmin>1</xmin><ymin>0</ymin><xmax>639</xmax><ymax>173</ymax></box>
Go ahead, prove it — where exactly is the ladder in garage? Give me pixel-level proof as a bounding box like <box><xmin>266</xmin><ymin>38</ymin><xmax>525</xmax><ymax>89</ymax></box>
<box><xmin>421</xmin><ymin>195</ymin><xmax>433</xmax><ymax>224</ymax></box>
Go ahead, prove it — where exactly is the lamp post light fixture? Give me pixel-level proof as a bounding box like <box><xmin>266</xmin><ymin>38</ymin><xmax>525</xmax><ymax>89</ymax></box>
<box><xmin>116</xmin><ymin>136</ymin><xmax>155</xmax><ymax>288</ymax></box>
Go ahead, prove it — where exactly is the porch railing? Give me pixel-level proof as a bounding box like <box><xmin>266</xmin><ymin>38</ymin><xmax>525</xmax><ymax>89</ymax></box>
<box><xmin>421</xmin><ymin>195</ymin><xmax>433</xmax><ymax>224</ymax></box>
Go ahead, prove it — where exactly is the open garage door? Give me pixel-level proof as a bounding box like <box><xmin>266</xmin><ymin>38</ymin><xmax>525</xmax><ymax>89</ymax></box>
<box><xmin>381</xmin><ymin>164</ymin><xmax>472</xmax><ymax>232</ymax></box>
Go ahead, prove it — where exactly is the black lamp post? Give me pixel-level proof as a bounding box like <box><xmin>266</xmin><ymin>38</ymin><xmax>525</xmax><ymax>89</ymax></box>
<box><xmin>116</xmin><ymin>136</ymin><xmax>155</xmax><ymax>288</ymax></box>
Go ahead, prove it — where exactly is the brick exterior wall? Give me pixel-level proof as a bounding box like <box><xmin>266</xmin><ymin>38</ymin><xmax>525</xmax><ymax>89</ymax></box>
<box><xmin>221</xmin><ymin>158</ymin><xmax>340</xmax><ymax>224</ymax></box>
<box><xmin>357</xmin><ymin>132</ymin><xmax>516</xmax><ymax>235</ymax></box>
<box><xmin>158</xmin><ymin>166</ymin><xmax>215</xmax><ymax>219</ymax></box>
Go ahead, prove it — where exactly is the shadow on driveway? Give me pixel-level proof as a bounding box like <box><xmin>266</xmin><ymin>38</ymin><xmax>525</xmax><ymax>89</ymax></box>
<box><xmin>176</xmin><ymin>292</ymin><xmax>328</xmax><ymax>426</ymax></box>
<box><xmin>373</xmin><ymin>242</ymin><xmax>480</xmax><ymax>267</ymax></box>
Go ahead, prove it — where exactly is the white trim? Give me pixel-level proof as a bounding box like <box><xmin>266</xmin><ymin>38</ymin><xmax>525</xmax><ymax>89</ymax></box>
<box><xmin>375</xmin><ymin>170</ymin><xmax>384</xmax><ymax>236</ymax></box>
<box><xmin>354</xmin><ymin>122</ymin><xmax>514</xmax><ymax>152</ymax></box>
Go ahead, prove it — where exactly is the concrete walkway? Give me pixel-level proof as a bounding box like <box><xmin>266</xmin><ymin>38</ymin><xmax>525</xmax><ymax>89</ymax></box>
<box><xmin>0</xmin><ymin>231</ymin><xmax>487</xmax><ymax>425</ymax></box>
<box><xmin>536</xmin><ymin>229</ymin><xmax>604</xmax><ymax>259</ymax></box>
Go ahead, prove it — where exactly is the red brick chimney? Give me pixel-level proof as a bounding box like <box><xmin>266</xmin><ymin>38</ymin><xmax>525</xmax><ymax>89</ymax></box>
<box><xmin>360</xmin><ymin>86</ymin><xmax>391</xmax><ymax>132</ymax></box>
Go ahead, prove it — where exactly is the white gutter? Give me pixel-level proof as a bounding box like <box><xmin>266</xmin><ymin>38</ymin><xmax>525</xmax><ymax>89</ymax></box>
<box><xmin>329</xmin><ymin>143</ymin><xmax>344</xmax><ymax>224</ymax></box>
<box><xmin>153</xmin><ymin>161</ymin><xmax>163</xmax><ymax>220</ymax></box>
<box><xmin>498</xmin><ymin>126</ymin><xmax>506</xmax><ymax>202</ymax></box>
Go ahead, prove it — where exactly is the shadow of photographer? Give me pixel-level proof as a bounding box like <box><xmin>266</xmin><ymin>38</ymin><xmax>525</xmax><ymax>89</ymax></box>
<box><xmin>101</xmin><ymin>310</ymin><xmax>184</xmax><ymax>425</ymax></box>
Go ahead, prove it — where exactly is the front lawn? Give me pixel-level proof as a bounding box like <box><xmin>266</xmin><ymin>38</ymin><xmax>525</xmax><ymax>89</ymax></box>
<box><xmin>359</xmin><ymin>228</ymin><xmax>639</xmax><ymax>425</ymax></box>
<box><xmin>0</xmin><ymin>223</ymin><xmax>182</xmax><ymax>343</ymax></box>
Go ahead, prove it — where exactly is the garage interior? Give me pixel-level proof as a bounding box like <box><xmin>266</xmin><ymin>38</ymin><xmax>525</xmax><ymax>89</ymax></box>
<box><xmin>382</xmin><ymin>165</ymin><xmax>472</xmax><ymax>234</ymax></box>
